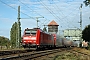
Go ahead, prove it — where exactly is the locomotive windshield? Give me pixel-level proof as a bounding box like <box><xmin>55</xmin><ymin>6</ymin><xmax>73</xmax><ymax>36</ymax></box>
<box><xmin>25</xmin><ymin>29</ymin><xmax>37</xmax><ymax>35</ymax></box>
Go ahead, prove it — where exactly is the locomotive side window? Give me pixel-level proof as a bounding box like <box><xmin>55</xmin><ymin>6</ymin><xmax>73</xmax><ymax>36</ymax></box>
<box><xmin>25</xmin><ymin>29</ymin><xmax>37</xmax><ymax>35</ymax></box>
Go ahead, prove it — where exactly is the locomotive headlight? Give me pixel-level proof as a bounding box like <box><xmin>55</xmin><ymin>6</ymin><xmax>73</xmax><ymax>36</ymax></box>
<box><xmin>34</xmin><ymin>41</ymin><xmax>36</xmax><ymax>42</ymax></box>
<box><xmin>30</xmin><ymin>41</ymin><xmax>32</xmax><ymax>42</ymax></box>
<box><xmin>23</xmin><ymin>37</ymin><xmax>29</xmax><ymax>40</ymax></box>
<box><xmin>31</xmin><ymin>37</ymin><xmax>36</xmax><ymax>40</ymax></box>
<box><xmin>37</xmin><ymin>44</ymin><xmax>39</xmax><ymax>45</ymax></box>
<box><xmin>24</xmin><ymin>41</ymin><xmax>26</xmax><ymax>42</ymax></box>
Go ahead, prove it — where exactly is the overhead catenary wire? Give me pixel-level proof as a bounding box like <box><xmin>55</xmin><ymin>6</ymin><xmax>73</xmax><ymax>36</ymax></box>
<box><xmin>0</xmin><ymin>0</ymin><xmax>50</xmax><ymax>29</ymax></box>
<box><xmin>38</xmin><ymin>0</ymin><xmax>83</xmax><ymax>30</ymax></box>
<box><xmin>52</xmin><ymin>0</ymin><xmax>81</xmax><ymax>29</ymax></box>
<box><xmin>18</xmin><ymin>0</ymin><xmax>43</xmax><ymax>17</ymax></box>
<box><xmin>18</xmin><ymin>0</ymin><xmax>51</xmax><ymax>28</ymax></box>
<box><xmin>0</xmin><ymin>0</ymin><xmax>66</xmax><ymax>29</ymax></box>
<box><xmin>39</xmin><ymin>0</ymin><xmax>78</xmax><ymax>29</ymax></box>
<box><xmin>37</xmin><ymin>0</ymin><xmax>59</xmax><ymax>28</ymax></box>
<box><xmin>49</xmin><ymin>0</ymin><xmax>71</xmax><ymax>28</ymax></box>
<box><xmin>38</xmin><ymin>0</ymin><xmax>57</xmax><ymax>18</ymax></box>
<box><xmin>38</xmin><ymin>0</ymin><xmax>72</xmax><ymax>29</ymax></box>
<box><xmin>37</xmin><ymin>1</ymin><xmax>63</xmax><ymax>29</ymax></box>
<box><xmin>0</xmin><ymin>0</ymin><xmax>83</xmax><ymax>30</ymax></box>
<box><xmin>54</xmin><ymin>0</ymin><xmax>82</xmax><ymax>29</ymax></box>
<box><xmin>0</xmin><ymin>0</ymin><xmax>35</xmax><ymax>19</ymax></box>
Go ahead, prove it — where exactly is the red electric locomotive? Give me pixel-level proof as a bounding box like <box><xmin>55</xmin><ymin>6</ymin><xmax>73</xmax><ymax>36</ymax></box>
<box><xmin>22</xmin><ymin>28</ymin><xmax>54</xmax><ymax>49</ymax></box>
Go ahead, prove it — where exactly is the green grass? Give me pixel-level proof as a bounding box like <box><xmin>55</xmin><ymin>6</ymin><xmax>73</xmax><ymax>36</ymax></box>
<box><xmin>54</xmin><ymin>52</ymin><xmax>89</xmax><ymax>60</ymax></box>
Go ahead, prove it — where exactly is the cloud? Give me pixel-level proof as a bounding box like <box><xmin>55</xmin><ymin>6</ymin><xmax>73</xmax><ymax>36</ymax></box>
<box><xmin>9</xmin><ymin>4</ymin><xmax>18</xmax><ymax>7</ymax></box>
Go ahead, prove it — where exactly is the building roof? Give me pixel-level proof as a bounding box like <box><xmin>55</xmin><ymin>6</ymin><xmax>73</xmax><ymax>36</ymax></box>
<box><xmin>48</xmin><ymin>20</ymin><xmax>59</xmax><ymax>26</ymax></box>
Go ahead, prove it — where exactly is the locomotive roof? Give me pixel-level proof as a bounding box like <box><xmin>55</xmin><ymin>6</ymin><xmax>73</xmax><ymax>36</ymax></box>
<box><xmin>25</xmin><ymin>28</ymin><xmax>52</xmax><ymax>35</ymax></box>
<box><xmin>25</xmin><ymin>28</ymin><xmax>40</xmax><ymax>30</ymax></box>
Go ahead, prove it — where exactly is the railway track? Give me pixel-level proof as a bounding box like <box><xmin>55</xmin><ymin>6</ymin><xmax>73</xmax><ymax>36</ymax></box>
<box><xmin>0</xmin><ymin>49</ymin><xmax>32</xmax><ymax>56</ymax></box>
<box><xmin>0</xmin><ymin>47</ymin><xmax>90</xmax><ymax>60</ymax></box>
<box><xmin>0</xmin><ymin>48</ymin><xmax>67</xmax><ymax>60</ymax></box>
<box><xmin>0</xmin><ymin>49</ymin><xmax>36</xmax><ymax>60</ymax></box>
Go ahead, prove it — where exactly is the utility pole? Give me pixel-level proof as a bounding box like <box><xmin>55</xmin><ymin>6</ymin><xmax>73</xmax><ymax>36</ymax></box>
<box><xmin>80</xmin><ymin>4</ymin><xmax>83</xmax><ymax>30</ymax></box>
<box><xmin>80</xmin><ymin>4</ymin><xmax>83</xmax><ymax>37</ymax></box>
<box><xmin>36</xmin><ymin>17</ymin><xmax>44</xmax><ymax>28</ymax></box>
<box><xmin>79</xmin><ymin>4</ymin><xmax>83</xmax><ymax>47</ymax></box>
<box><xmin>16</xmin><ymin>6</ymin><xmax>20</xmax><ymax>48</ymax></box>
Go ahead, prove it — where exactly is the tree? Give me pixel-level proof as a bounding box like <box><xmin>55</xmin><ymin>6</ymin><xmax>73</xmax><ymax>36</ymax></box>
<box><xmin>10</xmin><ymin>22</ymin><xmax>17</xmax><ymax>48</ymax></box>
<box><xmin>83</xmin><ymin>0</ymin><xmax>90</xmax><ymax>6</ymax></box>
<box><xmin>10</xmin><ymin>21</ymin><xmax>21</xmax><ymax>48</ymax></box>
<box><xmin>82</xmin><ymin>25</ymin><xmax>90</xmax><ymax>42</ymax></box>
<box><xmin>0</xmin><ymin>36</ymin><xmax>10</xmax><ymax>46</ymax></box>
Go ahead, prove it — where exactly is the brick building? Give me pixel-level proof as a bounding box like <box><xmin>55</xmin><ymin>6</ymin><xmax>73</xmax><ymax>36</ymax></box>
<box><xmin>48</xmin><ymin>20</ymin><xmax>59</xmax><ymax>33</ymax></box>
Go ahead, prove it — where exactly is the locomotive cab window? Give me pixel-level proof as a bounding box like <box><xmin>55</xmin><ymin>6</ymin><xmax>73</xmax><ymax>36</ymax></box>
<box><xmin>30</xmin><ymin>30</ymin><xmax>36</xmax><ymax>35</ymax></box>
<box><xmin>25</xmin><ymin>29</ymin><xmax>37</xmax><ymax>35</ymax></box>
<box><xmin>25</xmin><ymin>31</ymin><xmax>30</xmax><ymax>35</ymax></box>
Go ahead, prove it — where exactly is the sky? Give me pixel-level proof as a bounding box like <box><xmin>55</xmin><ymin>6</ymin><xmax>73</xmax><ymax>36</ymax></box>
<box><xmin>0</xmin><ymin>0</ymin><xmax>90</xmax><ymax>38</ymax></box>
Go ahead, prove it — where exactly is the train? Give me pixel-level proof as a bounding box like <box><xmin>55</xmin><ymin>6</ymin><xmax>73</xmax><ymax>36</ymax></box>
<box><xmin>21</xmin><ymin>28</ymin><xmax>77</xmax><ymax>49</ymax></box>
